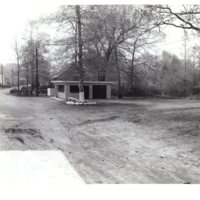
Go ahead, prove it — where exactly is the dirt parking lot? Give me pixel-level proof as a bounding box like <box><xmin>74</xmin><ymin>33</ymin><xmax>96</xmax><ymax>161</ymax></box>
<box><xmin>1</xmin><ymin>89</ymin><xmax>200</xmax><ymax>183</ymax></box>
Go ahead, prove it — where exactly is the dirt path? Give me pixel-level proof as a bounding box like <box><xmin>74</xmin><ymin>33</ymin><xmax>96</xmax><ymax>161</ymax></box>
<box><xmin>1</xmin><ymin>89</ymin><xmax>200</xmax><ymax>183</ymax></box>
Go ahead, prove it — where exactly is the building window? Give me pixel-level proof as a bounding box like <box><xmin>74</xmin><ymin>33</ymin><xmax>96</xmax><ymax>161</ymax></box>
<box><xmin>58</xmin><ymin>85</ymin><xmax>64</xmax><ymax>92</ymax></box>
<box><xmin>70</xmin><ymin>85</ymin><xmax>79</xmax><ymax>93</ymax></box>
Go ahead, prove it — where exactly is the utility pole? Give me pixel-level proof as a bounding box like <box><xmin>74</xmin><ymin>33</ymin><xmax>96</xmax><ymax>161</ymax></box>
<box><xmin>184</xmin><ymin>30</ymin><xmax>188</xmax><ymax>98</ymax></box>
<box><xmin>35</xmin><ymin>47</ymin><xmax>39</xmax><ymax>97</ymax></box>
<box><xmin>1</xmin><ymin>65</ymin><xmax>3</xmax><ymax>88</ymax></box>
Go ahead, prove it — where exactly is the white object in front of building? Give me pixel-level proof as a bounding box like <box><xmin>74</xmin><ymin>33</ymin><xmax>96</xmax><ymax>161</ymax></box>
<box><xmin>47</xmin><ymin>88</ymin><xmax>57</xmax><ymax>96</ymax></box>
<box><xmin>79</xmin><ymin>91</ymin><xmax>85</xmax><ymax>102</ymax></box>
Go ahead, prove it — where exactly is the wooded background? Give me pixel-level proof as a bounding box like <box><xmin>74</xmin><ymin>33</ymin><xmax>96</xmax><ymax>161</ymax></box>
<box><xmin>2</xmin><ymin>5</ymin><xmax>200</xmax><ymax>98</ymax></box>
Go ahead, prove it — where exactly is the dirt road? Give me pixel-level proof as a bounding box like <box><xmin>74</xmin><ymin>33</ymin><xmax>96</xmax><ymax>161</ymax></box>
<box><xmin>1</xmin><ymin>88</ymin><xmax>200</xmax><ymax>183</ymax></box>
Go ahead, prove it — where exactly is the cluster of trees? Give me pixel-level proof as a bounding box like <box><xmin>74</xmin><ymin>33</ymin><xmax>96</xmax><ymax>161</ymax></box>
<box><xmin>13</xmin><ymin>5</ymin><xmax>200</xmax><ymax>98</ymax></box>
<box><xmin>124</xmin><ymin>51</ymin><xmax>197</xmax><ymax>97</ymax></box>
<box><xmin>0</xmin><ymin>63</ymin><xmax>17</xmax><ymax>87</ymax></box>
<box><xmin>13</xmin><ymin>24</ymin><xmax>51</xmax><ymax>94</ymax></box>
<box><xmin>42</xmin><ymin>5</ymin><xmax>163</xmax><ymax>98</ymax></box>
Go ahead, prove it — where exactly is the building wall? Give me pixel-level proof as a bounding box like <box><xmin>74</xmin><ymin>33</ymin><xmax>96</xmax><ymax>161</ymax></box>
<box><xmin>55</xmin><ymin>83</ymin><xmax>113</xmax><ymax>100</ymax></box>
<box><xmin>65</xmin><ymin>84</ymin><xmax>79</xmax><ymax>99</ymax></box>
<box><xmin>57</xmin><ymin>92</ymin><xmax>66</xmax><ymax>99</ymax></box>
<box><xmin>56</xmin><ymin>84</ymin><xmax>65</xmax><ymax>99</ymax></box>
<box><xmin>106</xmin><ymin>85</ymin><xmax>111</xmax><ymax>99</ymax></box>
<box><xmin>56</xmin><ymin>84</ymin><xmax>79</xmax><ymax>100</ymax></box>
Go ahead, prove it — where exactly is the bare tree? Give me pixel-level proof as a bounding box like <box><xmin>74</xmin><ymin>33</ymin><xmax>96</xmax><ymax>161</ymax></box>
<box><xmin>14</xmin><ymin>40</ymin><xmax>21</xmax><ymax>94</ymax></box>
<box><xmin>84</xmin><ymin>5</ymin><xmax>141</xmax><ymax>81</ymax></box>
<box><xmin>41</xmin><ymin>5</ymin><xmax>79</xmax><ymax>75</ymax></box>
<box><xmin>148</xmin><ymin>5</ymin><xmax>200</xmax><ymax>32</ymax></box>
<box><xmin>19</xmin><ymin>29</ymin><xmax>51</xmax><ymax>96</ymax></box>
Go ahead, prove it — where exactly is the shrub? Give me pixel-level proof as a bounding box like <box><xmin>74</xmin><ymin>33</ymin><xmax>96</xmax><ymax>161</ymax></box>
<box><xmin>10</xmin><ymin>88</ymin><xmax>18</xmax><ymax>94</ymax></box>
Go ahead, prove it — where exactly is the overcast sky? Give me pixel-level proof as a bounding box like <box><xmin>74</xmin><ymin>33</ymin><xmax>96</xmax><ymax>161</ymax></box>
<box><xmin>0</xmin><ymin>0</ymin><xmax>65</xmax><ymax>64</ymax></box>
<box><xmin>0</xmin><ymin>0</ymin><xmax>199</xmax><ymax>64</ymax></box>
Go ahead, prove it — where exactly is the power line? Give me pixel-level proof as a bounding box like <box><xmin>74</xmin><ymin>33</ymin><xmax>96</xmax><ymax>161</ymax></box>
<box><xmin>160</xmin><ymin>37</ymin><xmax>188</xmax><ymax>46</ymax></box>
<box><xmin>158</xmin><ymin>33</ymin><xmax>200</xmax><ymax>47</ymax></box>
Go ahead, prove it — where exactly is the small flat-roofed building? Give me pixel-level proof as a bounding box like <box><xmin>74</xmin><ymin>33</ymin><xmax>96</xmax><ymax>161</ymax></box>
<box><xmin>50</xmin><ymin>80</ymin><xmax>116</xmax><ymax>100</ymax></box>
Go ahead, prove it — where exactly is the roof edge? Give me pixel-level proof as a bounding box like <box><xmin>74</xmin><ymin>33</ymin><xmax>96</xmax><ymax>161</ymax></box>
<box><xmin>51</xmin><ymin>80</ymin><xmax>117</xmax><ymax>85</ymax></box>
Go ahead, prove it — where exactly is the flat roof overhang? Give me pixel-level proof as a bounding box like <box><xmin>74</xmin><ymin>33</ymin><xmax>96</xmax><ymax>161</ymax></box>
<box><xmin>51</xmin><ymin>80</ymin><xmax>117</xmax><ymax>85</ymax></box>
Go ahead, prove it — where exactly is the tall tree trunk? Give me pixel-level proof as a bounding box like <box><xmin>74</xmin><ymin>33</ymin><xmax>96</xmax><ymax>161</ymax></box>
<box><xmin>115</xmin><ymin>46</ymin><xmax>122</xmax><ymax>98</ymax></box>
<box><xmin>12</xmin><ymin>68</ymin><xmax>14</xmax><ymax>86</ymax></box>
<box><xmin>15</xmin><ymin>41</ymin><xmax>20</xmax><ymax>94</ymax></box>
<box><xmin>76</xmin><ymin>5</ymin><xmax>85</xmax><ymax>102</ymax></box>
<box><xmin>97</xmin><ymin>66</ymin><xmax>101</xmax><ymax>81</ymax></box>
<box><xmin>1</xmin><ymin>65</ymin><xmax>3</xmax><ymax>88</ymax></box>
<box><xmin>30</xmin><ymin>47</ymin><xmax>35</xmax><ymax>95</ymax></box>
<box><xmin>75</xmin><ymin>20</ymin><xmax>78</xmax><ymax>72</ymax></box>
<box><xmin>26</xmin><ymin>63</ymin><xmax>29</xmax><ymax>95</ymax></box>
<box><xmin>31</xmin><ymin>59</ymin><xmax>34</xmax><ymax>95</ymax></box>
<box><xmin>35</xmin><ymin>47</ymin><xmax>39</xmax><ymax>97</ymax></box>
<box><xmin>99</xmin><ymin>67</ymin><xmax>106</xmax><ymax>81</ymax></box>
<box><xmin>100</xmin><ymin>47</ymin><xmax>113</xmax><ymax>81</ymax></box>
<box><xmin>130</xmin><ymin>47</ymin><xmax>136</xmax><ymax>96</ymax></box>
<box><xmin>17</xmin><ymin>55</ymin><xmax>20</xmax><ymax>94</ymax></box>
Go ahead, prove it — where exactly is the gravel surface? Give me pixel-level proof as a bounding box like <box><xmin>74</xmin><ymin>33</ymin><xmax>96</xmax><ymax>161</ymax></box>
<box><xmin>1</xmin><ymin>89</ymin><xmax>200</xmax><ymax>183</ymax></box>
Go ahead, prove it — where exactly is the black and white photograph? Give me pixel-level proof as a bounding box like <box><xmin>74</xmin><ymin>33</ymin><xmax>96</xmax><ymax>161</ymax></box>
<box><xmin>0</xmin><ymin>0</ymin><xmax>200</xmax><ymax>198</ymax></box>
